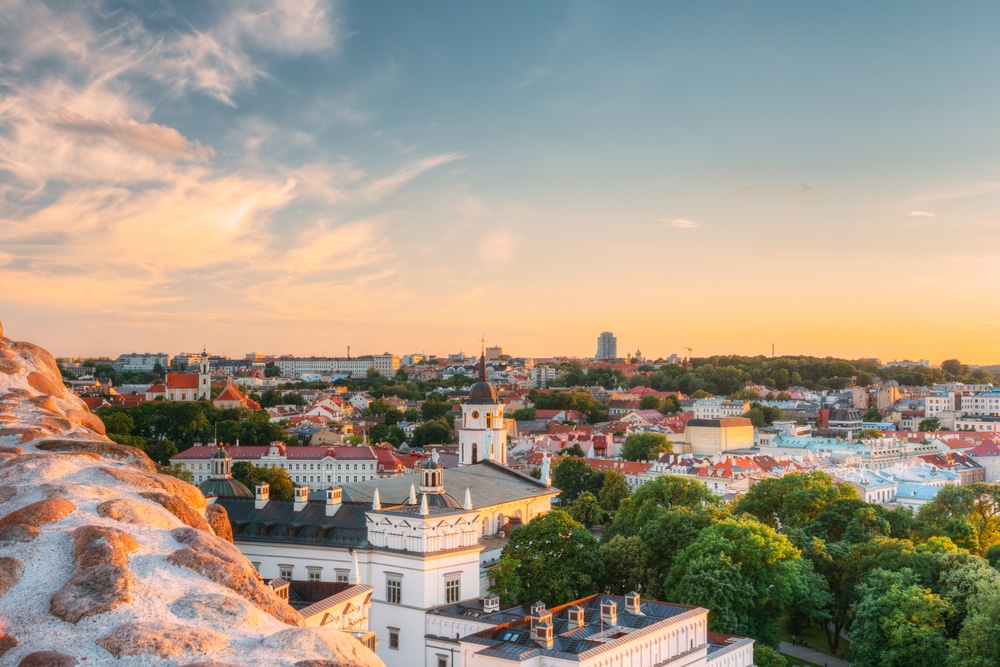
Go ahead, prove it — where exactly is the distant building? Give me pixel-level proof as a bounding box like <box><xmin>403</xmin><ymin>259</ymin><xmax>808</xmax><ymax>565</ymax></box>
<box><xmin>596</xmin><ymin>331</ymin><xmax>617</xmax><ymax>360</ymax></box>
<box><xmin>485</xmin><ymin>345</ymin><xmax>504</xmax><ymax>361</ymax></box>
<box><xmin>113</xmin><ymin>352</ymin><xmax>168</xmax><ymax>373</ymax></box>
<box><xmin>164</xmin><ymin>351</ymin><xmax>211</xmax><ymax>401</ymax></box>
<box><xmin>686</xmin><ymin>418</ymin><xmax>755</xmax><ymax>455</ymax></box>
<box><xmin>275</xmin><ymin>354</ymin><xmax>400</xmax><ymax>378</ymax></box>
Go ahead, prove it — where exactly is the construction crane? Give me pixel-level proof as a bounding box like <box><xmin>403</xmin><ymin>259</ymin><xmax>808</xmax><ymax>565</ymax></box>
<box><xmin>684</xmin><ymin>347</ymin><xmax>693</xmax><ymax>364</ymax></box>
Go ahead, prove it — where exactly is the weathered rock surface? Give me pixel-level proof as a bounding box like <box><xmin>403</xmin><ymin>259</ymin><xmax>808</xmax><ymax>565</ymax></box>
<box><xmin>50</xmin><ymin>562</ymin><xmax>134</xmax><ymax>623</ymax></box>
<box><xmin>168</xmin><ymin>527</ymin><xmax>303</xmax><ymax>626</ymax></box>
<box><xmin>0</xmin><ymin>524</ymin><xmax>39</xmax><ymax>545</ymax></box>
<box><xmin>97</xmin><ymin>621</ymin><xmax>227</xmax><ymax>657</ymax></box>
<box><xmin>140</xmin><ymin>490</ymin><xmax>211</xmax><ymax>531</ymax></box>
<box><xmin>16</xmin><ymin>651</ymin><xmax>79</xmax><ymax>666</ymax></box>
<box><xmin>99</xmin><ymin>465</ymin><xmax>207</xmax><ymax>511</ymax></box>
<box><xmin>265</xmin><ymin>627</ymin><xmax>384</xmax><ymax>665</ymax></box>
<box><xmin>0</xmin><ymin>497</ymin><xmax>74</xmax><ymax>528</ymax></box>
<box><xmin>37</xmin><ymin>439</ymin><xmax>151</xmax><ymax>471</ymax></box>
<box><xmin>97</xmin><ymin>497</ymin><xmax>177</xmax><ymax>529</ymax></box>
<box><xmin>206</xmin><ymin>502</ymin><xmax>234</xmax><ymax>542</ymax></box>
<box><xmin>169</xmin><ymin>592</ymin><xmax>259</xmax><ymax>627</ymax></box>
<box><xmin>0</xmin><ymin>632</ymin><xmax>17</xmax><ymax>656</ymax></box>
<box><xmin>0</xmin><ymin>332</ymin><xmax>382</xmax><ymax>666</ymax></box>
<box><xmin>0</xmin><ymin>557</ymin><xmax>24</xmax><ymax>597</ymax></box>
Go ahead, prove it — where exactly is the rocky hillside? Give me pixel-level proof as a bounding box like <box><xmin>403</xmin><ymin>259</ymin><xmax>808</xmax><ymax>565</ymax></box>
<box><xmin>0</xmin><ymin>326</ymin><xmax>383</xmax><ymax>667</ymax></box>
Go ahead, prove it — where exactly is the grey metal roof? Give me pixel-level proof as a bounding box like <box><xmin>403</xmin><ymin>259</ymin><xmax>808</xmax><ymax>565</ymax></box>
<box><xmin>337</xmin><ymin>461</ymin><xmax>557</xmax><ymax>509</ymax></box>
<box><xmin>463</xmin><ymin>595</ymin><xmax>703</xmax><ymax>660</ymax></box>
<box><xmin>200</xmin><ymin>477</ymin><xmax>253</xmax><ymax>499</ymax></box>
<box><xmin>216</xmin><ymin>497</ymin><xmax>369</xmax><ymax>549</ymax></box>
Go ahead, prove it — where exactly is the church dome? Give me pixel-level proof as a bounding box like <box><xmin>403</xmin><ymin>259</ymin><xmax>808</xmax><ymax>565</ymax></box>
<box><xmin>420</xmin><ymin>491</ymin><xmax>464</xmax><ymax>510</ymax></box>
<box><xmin>467</xmin><ymin>381</ymin><xmax>498</xmax><ymax>404</ymax></box>
<box><xmin>211</xmin><ymin>445</ymin><xmax>231</xmax><ymax>460</ymax></box>
<box><xmin>199</xmin><ymin>477</ymin><xmax>253</xmax><ymax>499</ymax></box>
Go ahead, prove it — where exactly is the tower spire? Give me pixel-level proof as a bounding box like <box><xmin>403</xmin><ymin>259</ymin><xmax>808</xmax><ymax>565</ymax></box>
<box><xmin>479</xmin><ymin>334</ymin><xmax>487</xmax><ymax>381</ymax></box>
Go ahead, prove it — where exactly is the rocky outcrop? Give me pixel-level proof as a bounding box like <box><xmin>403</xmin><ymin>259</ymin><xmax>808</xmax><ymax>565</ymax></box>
<box><xmin>97</xmin><ymin>621</ymin><xmax>229</xmax><ymax>658</ymax></box>
<box><xmin>206</xmin><ymin>503</ymin><xmax>234</xmax><ymax>543</ymax></box>
<box><xmin>0</xmin><ymin>328</ymin><xmax>383</xmax><ymax>666</ymax></box>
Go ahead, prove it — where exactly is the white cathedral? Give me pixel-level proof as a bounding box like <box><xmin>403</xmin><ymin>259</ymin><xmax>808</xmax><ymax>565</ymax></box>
<box><xmin>210</xmin><ymin>354</ymin><xmax>753</xmax><ymax>667</ymax></box>
<box><xmin>213</xmin><ymin>357</ymin><xmax>557</xmax><ymax>667</ymax></box>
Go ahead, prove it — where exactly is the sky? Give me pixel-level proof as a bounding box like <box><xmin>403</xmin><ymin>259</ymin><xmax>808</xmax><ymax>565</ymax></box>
<box><xmin>2</xmin><ymin>1</ymin><xmax>1000</xmax><ymax>364</ymax></box>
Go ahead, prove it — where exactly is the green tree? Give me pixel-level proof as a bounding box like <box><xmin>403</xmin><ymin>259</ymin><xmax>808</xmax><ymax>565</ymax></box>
<box><xmin>491</xmin><ymin>510</ymin><xmax>603</xmax><ymax>606</ymax></box>
<box><xmin>98</xmin><ymin>409</ymin><xmax>135</xmax><ymax>436</ymax></box>
<box><xmin>421</xmin><ymin>396</ymin><xmax>452</xmax><ymax>422</ymax></box>
<box><xmin>260</xmin><ymin>465</ymin><xmax>294</xmax><ymax>500</ymax></box>
<box><xmin>855</xmin><ymin>371</ymin><xmax>874</xmax><ymax>387</ymax></box>
<box><xmin>264</xmin><ymin>362</ymin><xmax>281</xmax><ymax>377</ymax></box>
<box><xmin>165</xmin><ymin>462</ymin><xmax>193</xmax><ymax>483</ymax></box>
<box><xmin>752</xmin><ymin>645</ymin><xmax>788</xmax><ymax>667</ymax></box>
<box><xmin>665</xmin><ymin>516</ymin><xmax>827</xmax><ymax>644</ymax></box>
<box><xmin>410</xmin><ymin>418</ymin><xmax>452</xmax><ymax>447</ymax></box>
<box><xmin>857</xmin><ymin>428</ymin><xmax>884</xmax><ymax>439</ymax></box>
<box><xmin>511</xmin><ymin>407</ymin><xmax>537</xmax><ymax>421</ymax></box>
<box><xmin>148</xmin><ymin>439</ymin><xmax>178</xmax><ymax>466</ymax></box>
<box><xmin>734</xmin><ymin>471</ymin><xmax>859</xmax><ymax>531</ymax></box>
<box><xmin>941</xmin><ymin>359</ymin><xmax>970</xmax><ymax>379</ymax></box>
<box><xmin>599</xmin><ymin>534</ymin><xmax>653</xmax><ymax>595</ymax></box>
<box><xmin>639</xmin><ymin>395</ymin><xmax>662</xmax><ymax>411</ymax></box>
<box><xmin>952</xmin><ymin>583</ymin><xmax>1000</xmax><ymax>667</ymax></box>
<box><xmin>552</xmin><ymin>457</ymin><xmax>603</xmax><ymax>504</ymax></box>
<box><xmin>919</xmin><ymin>417</ymin><xmax>942</xmax><ymax>432</ymax></box>
<box><xmin>919</xmin><ymin>483</ymin><xmax>1000</xmax><ymax>555</ymax></box>
<box><xmin>850</xmin><ymin>568</ymin><xmax>950</xmax><ymax>667</ymax></box>
<box><xmin>232</xmin><ymin>461</ymin><xmax>261</xmax><ymax>489</ymax></box>
<box><xmin>567</xmin><ymin>491</ymin><xmax>605</xmax><ymax>528</ymax></box>
<box><xmin>689</xmin><ymin>389</ymin><xmax>711</xmax><ymax>399</ymax></box>
<box><xmin>597</xmin><ymin>469</ymin><xmax>630</xmax><ymax>514</ymax></box>
<box><xmin>863</xmin><ymin>407</ymin><xmax>883</xmax><ymax>422</ymax></box>
<box><xmin>404</xmin><ymin>408</ymin><xmax>420</xmax><ymax>422</ymax></box>
<box><xmin>936</xmin><ymin>551</ymin><xmax>1000</xmax><ymax>638</ymax></box>
<box><xmin>620</xmin><ymin>432</ymin><xmax>672</xmax><ymax>461</ymax></box>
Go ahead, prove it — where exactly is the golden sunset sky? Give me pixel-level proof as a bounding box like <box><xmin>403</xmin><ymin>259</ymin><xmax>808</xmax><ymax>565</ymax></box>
<box><xmin>2</xmin><ymin>2</ymin><xmax>999</xmax><ymax>363</ymax></box>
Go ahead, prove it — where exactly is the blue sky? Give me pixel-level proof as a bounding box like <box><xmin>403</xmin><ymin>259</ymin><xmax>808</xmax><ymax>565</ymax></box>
<box><xmin>2</xmin><ymin>1</ymin><xmax>1000</xmax><ymax>362</ymax></box>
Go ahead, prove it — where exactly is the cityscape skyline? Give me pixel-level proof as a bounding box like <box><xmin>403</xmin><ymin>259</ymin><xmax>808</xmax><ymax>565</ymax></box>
<box><xmin>4</xmin><ymin>1</ymin><xmax>1000</xmax><ymax>363</ymax></box>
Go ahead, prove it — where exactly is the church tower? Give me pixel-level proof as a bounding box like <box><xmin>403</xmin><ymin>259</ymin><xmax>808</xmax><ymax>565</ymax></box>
<box><xmin>458</xmin><ymin>354</ymin><xmax>507</xmax><ymax>466</ymax></box>
<box><xmin>198</xmin><ymin>349</ymin><xmax>211</xmax><ymax>400</ymax></box>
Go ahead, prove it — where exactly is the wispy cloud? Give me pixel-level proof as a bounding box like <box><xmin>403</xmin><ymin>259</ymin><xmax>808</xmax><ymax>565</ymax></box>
<box><xmin>359</xmin><ymin>153</ymin><xmax>466</xmax><ymax>203</ymax></box>
<box><xmin>907</xmin><ymin>210</ymin><xmax>935</xmax><ymax>217</ymax></box>
<box><xmin>662</xmin><ymin>218</ymin><xmax>700</xmax><ymax>230</ymax></box>
<box><xmin>911</xmin><ymin>181</ymin><xmax>1000</xmax><ymax>204</ymax></box>
<box><xmin>794</xmin><ymin>183</ymin><xmax>813</xmax><ymax>193</ymax></box>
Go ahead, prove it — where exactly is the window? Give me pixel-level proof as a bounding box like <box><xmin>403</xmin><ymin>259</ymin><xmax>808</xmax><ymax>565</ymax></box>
<box><xmin>445</xmin><ymin>574</ymin><xmax>461</xmax><ymax>604</ymax></box>
<box><xmin>336</xmin><ymin>569</ymin><xmax>349</xmax><ymax>583</ymax></box>
<box><xmin>279</xmin><ymin>565</ymin><xmax>293</xmax><ymax>580</ymax></box>
<box><xmin>438</xmin><ymin>657</ymin><xmax>448</xmax><ymax>667</ymax></box>
<box><xmin>307</xmin><ymin>567</ymin><xmax>321</xmax><ymax>582</ymax></box>
<box><xmin>386</xmin><ymin>574</ymin><xmax>402</xmax><ymax>604</ymax></box>
<box><xmin>389</xmin><ymin>628</ymin><xmax>399</xmax><ymax>650</ymax></box>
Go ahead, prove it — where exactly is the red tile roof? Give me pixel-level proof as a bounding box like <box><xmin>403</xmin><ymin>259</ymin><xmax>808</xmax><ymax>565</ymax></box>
<box><xmin>167</xmin><ymin>373</ymin><xmax>200</xmax><ymax>389</ymax></box>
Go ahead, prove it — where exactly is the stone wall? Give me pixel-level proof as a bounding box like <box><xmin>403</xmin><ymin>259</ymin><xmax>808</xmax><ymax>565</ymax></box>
<box><xmin>0</xmin><ymin>329</ymin><xmax>384</xmax><ymax>667</ymax></box>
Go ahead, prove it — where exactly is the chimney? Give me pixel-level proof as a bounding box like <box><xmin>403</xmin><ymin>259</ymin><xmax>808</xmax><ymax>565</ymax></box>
<box><xmin>529</xmin><ymin>601</ymin><xmax>551</xmax><ymax>631</ymax></box>
<box><xmin>600</xmin><ymin>600</ymin><xmax>617</xmax><ymax>626</ymax></box>
<box><xmin>625</xmin><ymin>591</ymin><xmax>641</xmax><ymax>614</ymax></box>
<box><xmin>293</xmin><ymin>484</ymin><xmax>309</xmax><ymax>512</ymax></box>
<box><xmin>326</xmin><ymin>487</ymin><xmax>342</xmax><ymax>517</ymax></box>
<box><xmin>255</xmin><ymin>482</ymin><xmax>270</xmax><ymax>510</ymax></box>
<box><xmin>533</xmin><ymin>620</ymin><xmax>553</xmax><ymax>649</ymax></box>
<box><xmin>372</xmin><ymin>488</ymin><xmax>381</xmax><ymax>511</ymax></box>
<box><xmin>483</xmin><ymin>593</ymin><xmax>500</xmax><ymax>614</ymax></box>
<box><xmin>567</xmin><ymin>606</ymin><xmax>585</xmax><ymax>628</ymax></box>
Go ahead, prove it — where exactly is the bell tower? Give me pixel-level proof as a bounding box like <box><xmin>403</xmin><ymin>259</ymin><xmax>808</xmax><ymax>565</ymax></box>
<box><xmin>198</xmin><ymin>348</ymin><xmax>211</xmax><ymax>400</ymax></box>
<box><xmin>459</xmin><ymin>353</ymin><xmax>507</xmax><ymax>466</ymax></box>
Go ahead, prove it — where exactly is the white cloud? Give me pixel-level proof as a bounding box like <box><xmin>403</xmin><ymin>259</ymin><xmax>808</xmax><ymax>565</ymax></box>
<box><xmin>907</xmin><ymin>211</ymin><xmax>936</xmax><ymax>217</ymax></box>
<box><xmin>478</xmin><ymin>230</ymin><xmax>517</xmax><ymax>263</ymax></box>
<box><xmin>662</xmin><ymin>218</ymin><xmax>700</xmax><ymax>230</ymax></box>
<box><xmin>359</xmin><ymin>153</ymin><xmax>466</xmax><ymax>203</ymax></box>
